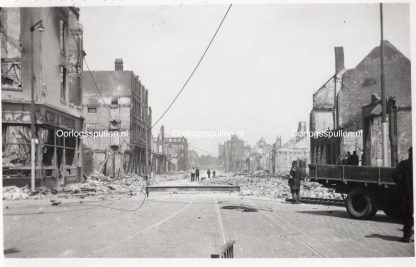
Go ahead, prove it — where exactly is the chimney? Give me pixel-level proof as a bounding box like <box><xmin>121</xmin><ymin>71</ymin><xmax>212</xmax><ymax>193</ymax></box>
<box><xmin>334</xmin><ymin>47</ymin><xmax>344</xmax><ymax>73</ymax></box>
<box><xmin>115</xmin><ymin>58</ymin><xmax>123</xmax><ymax>71</ymax></box>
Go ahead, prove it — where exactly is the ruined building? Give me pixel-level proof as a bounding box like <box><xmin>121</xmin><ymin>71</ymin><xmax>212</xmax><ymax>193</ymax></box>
<box><xmin>164</xmin><ymin>136</ymin><xmax>189</xmax><ymax>171</ymax></box>
<box><xmin>219</xmin><ymin>135</ymin><xmax>250</xmax><ymax>173</ymax></box>
<box><xmin>151</xmin><ymin>125</ymin><xmax>167</xmax><ymax>174</ymax></box>
<box><xmin>250</xmin><ymin>137</ymin><xmax>272</xmax><ymax>172</ymax></box>
<box><xmin>2</xmin><ymin>7</ymin><xmax>85</xmax><ymax>187</ymax></box>
<box><xmin>310</xmin><ymin>41</ymin><xmax>411</xmax><ymax>167</ymax></box>
<box><xmin>273</xmin><ymin>121</ymin><xmax>310</xmax><ymax>175</ymax></box>
<box><xmin>82</xmin><ymin>58</ymin><xmax>152</xmax><ymax>177</ymax></box>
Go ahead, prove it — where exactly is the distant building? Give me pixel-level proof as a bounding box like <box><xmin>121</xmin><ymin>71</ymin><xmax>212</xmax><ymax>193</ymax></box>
<box><xmin>273</xmin><ymin>121</ymin><xmax>310</xmax><ymax>175</ymax></box>
<box><xmin>151</xmin><ymin>125</ymin><xmax>167</xmax><ymax>174</ymax></box>
<box><xmin>218</xmin><ymin>143</ymin><xmax>225</xmax><ymax>169</ymax></box>
<box><xmin>310</xmin><ymin>41</ymin><xmax>411</xmax><ymax>167</ymax></box>
<box><xmin>219</xmin><ymin>135</ymin><xmax>250</xmax><ymax>172</ymax></box>
<box><xmin>165</xmin><ymin>137</ymin><xmax>189</xmax><ymax>171</ymax></box>
<box><xmin>250</xmin><ymin>137</ymin><xmax>272</xmax><ymax>172</ymax></box>
<box><xmin>82</xmin><ymin>58</ymin><xmax>152</xmax><ymax>176</ymax></box>
<box><xmin>1</xmin><ymin>7</ymin><xmax>85</xmax><ymax>187</ymax></box>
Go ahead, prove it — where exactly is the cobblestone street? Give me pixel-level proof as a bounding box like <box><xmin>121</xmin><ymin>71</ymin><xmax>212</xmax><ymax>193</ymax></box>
<box><xmin>3</xmin><ymin>190</ymin><xmax>414</xmax><ymax>258</ymax></box>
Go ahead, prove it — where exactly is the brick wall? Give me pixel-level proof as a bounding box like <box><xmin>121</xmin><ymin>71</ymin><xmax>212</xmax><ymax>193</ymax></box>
<box><xmin>338</xmin><ymin>41</ymin><xmax>411</xmax><ymax>132</ymax></box>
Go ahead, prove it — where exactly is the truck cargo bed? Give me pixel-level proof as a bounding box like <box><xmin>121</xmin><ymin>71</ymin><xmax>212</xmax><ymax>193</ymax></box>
<box><xmin>309</xmin><ymin>164</ymin><xmax>395</xmax><ymax>186</ymax></box>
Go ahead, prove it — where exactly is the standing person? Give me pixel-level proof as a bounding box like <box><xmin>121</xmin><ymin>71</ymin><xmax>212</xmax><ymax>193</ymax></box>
<box><xmin>344</xmin><ymin>151</ymin><xmax>352</xmax><ymax>165</ymax></box>
<box><xmin>207</xmin><ymin>169</ymin><xmax>211</xmax><ymax>178</ymax></box>
<box><xmin>350</xmin><ymin>151</ymin><xmax>359</xmax><ymax>165</ymax></box>
<box><xmin>191</xmin><ymin>168</ymin><xmax>195</xmax><ymax>182</ymax></box>
<box><xmin>195</xmin><ymin>167</ymin><xmax>200</xmax><ymax>182</ymax></box>
<box><xmin>289</xmin><ymin>159</ymin><xmax>306</xmax><ymax>204</ymax></box>
<box><xmin>391</xmin><ymin>147</ymin><xmax>413</xmax><ymax>243</ymax></box>
<box><xmin>342</xmin><ymin>152</ymin><xmax>350</xmax><ymax>165</ymax></box>
<box><xmin>213</xmin><ymin>170</ymin><xmax>216</xmax><ymax>178</ymax></box>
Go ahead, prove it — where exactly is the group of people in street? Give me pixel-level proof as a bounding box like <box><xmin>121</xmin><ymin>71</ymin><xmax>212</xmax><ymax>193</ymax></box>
<box><xmin>190</xmin><ymin>168</ymin><xmax>217</xmax><ymax>182</ymax></box>
<box><xmin>340</xmin><ymin>151</ymin><xmax>360</xmax><ymax>165</ymax></box>
<box><xmin>190</xmin><ymin>167</ymin><xmax>199</xmax><ymax>182</ymax></box>
<box><xmin>206</xmin><ymin>169</ymin><xmax>216</xmax><ymax>178</ymax></box>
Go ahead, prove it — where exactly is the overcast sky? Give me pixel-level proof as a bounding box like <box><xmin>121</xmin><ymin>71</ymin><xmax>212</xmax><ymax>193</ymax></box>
<box><xmin>80</xmin><ymin>3</ymin><xmax>410</xmax><ymax>156</ymax></box>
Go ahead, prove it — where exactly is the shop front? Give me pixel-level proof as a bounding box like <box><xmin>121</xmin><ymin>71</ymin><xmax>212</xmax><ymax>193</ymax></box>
<box><xmin>2</xmin><ymin>101</ymin><xmax>83</xmax><ymax>188</ymax></box>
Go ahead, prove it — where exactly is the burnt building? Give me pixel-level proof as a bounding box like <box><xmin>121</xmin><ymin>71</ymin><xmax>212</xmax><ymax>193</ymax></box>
<box><xmin>165</xmin><ymin>136</ymin><xmax>189</xmax><ymax>171</ymax></box>
<box><xmin>310</xmin><ymin>41</ymin><xmax>411</xmax><ymax>166</ymax></box>
<box><xmin>1</xmin><ymin>7</ymin><xmax>84</xmax><ymax>187</ymax></box>
<box><xmin>250</xmin><ymin>137</ymin><xmax>272</xmax><ymax>172</ymax></box>
<box><xmin>151</xmin><ymin>125</ymin><xmax>167</xmax><ymax>174</ymax></box>
<box><xmin>82</xmin><ymin>58</ymin><xmax>152</xmax><ymax>177</ymax></box>
<box><xmin>219</xmin><ymin>135</ymin><xmax>250</xmax><ymax>173</ymax></box>
<box><xmin>273</xmin><ymin>121</ymin><xmax>310</xmax><ymax>175</ymax></box>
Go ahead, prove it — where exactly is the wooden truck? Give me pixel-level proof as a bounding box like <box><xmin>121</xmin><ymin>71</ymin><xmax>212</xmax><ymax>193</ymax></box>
<box><xmin>308</xmin><ymin>164</ymin><xmax>399</xmax><ymax>220</ymax></box>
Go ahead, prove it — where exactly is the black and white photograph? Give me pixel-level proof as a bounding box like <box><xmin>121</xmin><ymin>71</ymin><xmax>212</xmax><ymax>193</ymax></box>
<box><xmin>0</xmin><ymin>0</ymin><xmax>415</xmax><ymax>263</ymax></box>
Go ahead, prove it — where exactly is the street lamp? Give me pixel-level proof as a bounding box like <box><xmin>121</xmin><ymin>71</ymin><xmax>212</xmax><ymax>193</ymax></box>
<box><xmin>30</xmin><ymin>20</ymin><xmax>44</xmax><ymax>32</ymax></box>
<box><xmin>30</xmin><ymin>18</ymin><xmax>44</xmax><ymax>191</ymax></box>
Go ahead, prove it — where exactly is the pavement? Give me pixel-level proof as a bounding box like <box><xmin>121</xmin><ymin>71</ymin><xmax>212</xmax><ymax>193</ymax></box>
<box><xmin>3</xmin><ymin>181</ymin><xmax>415</xmax><ymax>258</ymax></box>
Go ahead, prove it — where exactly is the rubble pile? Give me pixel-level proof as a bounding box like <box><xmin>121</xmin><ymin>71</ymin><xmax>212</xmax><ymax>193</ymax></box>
<box><xmin>301</xmin><ymin>182</ymin><xmax>341</xmax><ymax>199</ymax></box>
<box><xmin>3</xmin><ymin>171</ymin><xmax>148</xmax><ymax>201</ymax></box>
<box><xmin>3</xmin><ymin>185</ymin><xmax>59</xmax><ymax>201</ymax></box>
<box><xmin>201</xmin><ymin>174</ymin><xmax>342</xmax><ymax>200</ymax></box>
<box><xmin>2</xmin><ymin>186</ymin><xmax>30</xmax><ymax>200</ymax></box>
<box><xmin>64</xmin><ymin>171</ymin><xmax>149</xmax><ymax>197</ymax></box>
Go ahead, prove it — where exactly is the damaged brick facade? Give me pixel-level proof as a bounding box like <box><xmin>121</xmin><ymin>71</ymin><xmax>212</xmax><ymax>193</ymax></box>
<box><xmin>310</xmin><ymin>41</ymin><xmax>411</xmax><ymax>167</ymax></box>
<box><xmin>82</xmin><ymin>58</ymin><xmax>152</xmax><ymax>177</ymax></box>
<box><xmin>1</xmin><ymin>7</ymin><xmax>85</xmax><ymax>187</ymax></box>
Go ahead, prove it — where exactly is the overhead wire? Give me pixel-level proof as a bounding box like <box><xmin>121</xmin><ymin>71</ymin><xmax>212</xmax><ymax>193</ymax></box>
<box><xmin>150</xmin><ymin>4</ymin><xmax>233</xmax><ymax>130</ymax></box>
<box><xmin>190</xmin><ymin>145</ymin><xmax>218</xmax><ymax>157</ymax></box>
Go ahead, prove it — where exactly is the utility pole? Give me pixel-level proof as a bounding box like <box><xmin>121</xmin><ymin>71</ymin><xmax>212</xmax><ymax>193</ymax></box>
<box><xmin>30</xmin><ymin>16</ymin><xmax>44</xmax><ymax>191</ymax></box>
<box><xmin>144</xmin><ymin>105</ymin><xmax>149</xmax><ymax>181</ymax></box>
<box><xmin>380</xmin><ymin>3</ymin><xmax>389</xmax><ymax>167</ymax></box>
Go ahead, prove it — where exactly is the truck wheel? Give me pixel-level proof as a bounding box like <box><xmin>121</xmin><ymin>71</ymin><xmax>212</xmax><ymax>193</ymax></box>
<box><xmin>346</xmin><ymin>188</ymin><xmax>378</xmax><ymax>220</ymax></box>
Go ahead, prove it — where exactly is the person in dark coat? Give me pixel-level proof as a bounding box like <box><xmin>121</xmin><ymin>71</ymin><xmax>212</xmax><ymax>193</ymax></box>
<box><xmin>346</xmin><ymin>152</ymin><xmax>352</xmax><ymax>165</ymax></box>
<box><xmin>350</xmin><ymin>151</ymin><xmax>359</xmax><ymax>165</ymax></box>
<box><xmin>190</xmin><ymin>168</ymin><xmax>195</xmax><ymax>182</ymax></box>
<box><xmin>213</xmin><ymin>170</ymin><xmax>216</xmax><ymax>177</ymax></box>
<box><xmin>195</xmin><ymin>167</ymin><xmax>200</xmax><ymax>182</ymax></box>
<box><xmin>207</xmin><ymin>169</ymin><xmax>211</xmax><ymax>178</ymax></box>
<box><xmin>391</xmin><ymin>147</ymin><xmax>413</xmax><ymax>243</ymax></box>
<box><xmin>289</xmin><ymin>159</ymin><xmax>306</xmax><ymax>204</ymax></box>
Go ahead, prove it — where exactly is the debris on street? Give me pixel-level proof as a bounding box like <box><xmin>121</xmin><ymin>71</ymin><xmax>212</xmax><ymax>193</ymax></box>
<box><xmin>2</xmin><ymin>186</ymin><xmax>30</xmax><ymax>201</ymax></box>
<box><xmin>201</xmin><ymin>174</ymin><xmax>342</xmax><ymax>200</ymax></box>
<box><xmin>2</xmin><ymin>171</ymin><xmax>192</xmax><ymax>201</ymax></box>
